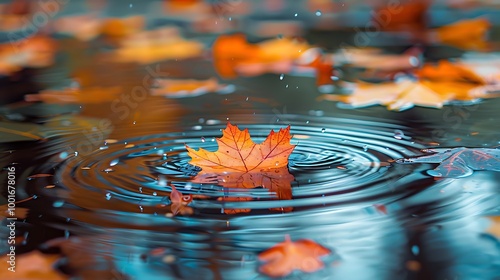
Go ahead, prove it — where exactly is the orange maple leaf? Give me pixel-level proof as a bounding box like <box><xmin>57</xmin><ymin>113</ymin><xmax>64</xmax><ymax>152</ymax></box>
<box><xmin>433</xmin><ymin>18</ymin><xmax>490</xmax><ymax>51</ymax></box>
<box><xmin>319</xmin><ymin>59</ymin><xmax>500</xmax><ymax>111</ymax></box>
<box><xmin>212</xmin><ymin>34</ymin><xmax>312</xmax><ymax>79</ymax></box>
<box><xmin>186</xmin><ymin>123</ymin><xmax>296</xmax><ymax>213</ymax></box>
<box><xmin>186</xmin><ymin>123</ymin><xmax>295</xmax><ymax>172</ymax></box>
<box><xmin>416</xmin><ymin>60</ymin><xmax>486</xmax><ymax>85</ymax></box>
<box><xmin>258</xmin><ymin>235</ymin><xmax>331</xmax><ymax>277</ymax></box>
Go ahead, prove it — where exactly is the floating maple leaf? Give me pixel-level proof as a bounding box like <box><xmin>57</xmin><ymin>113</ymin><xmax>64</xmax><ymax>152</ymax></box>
<box><xmin>186</xmin><ymin>123</ymin><xmax>296</xmax><ymax>213</ymax></box>
<box><xmin>396</xmin><ymin>147</ymin><xmax>500</xmax><ymax>178</ymax></box>
<box><xmin>212</xmin><ymin>34</ymin><xmax>313</xmax><ymax>78</ymax></box>
<box><xmin>113</xmin><ymin>26</ymin><xmax>203</xmax><ymax>64</ymax></box>
<box><xmin>186</xmin><ymin>123</ymin><xmax>295</xmax><ymax>172</ymax></box>
<box><xmin>416</xmin><ymin>60</ymin><xmax>486</xmax><ymax>84</ymax></box>
<box><xmin>150</xmin><ymin>77</ymin><xmax>234</xmax><ymax>98</ymax></box>
<box><xmin>319</xmin><ymin>59</ymin><xmax>500</xmax><ymax>111</ymax></box>
<box><xmin>169</xmin><ymin>184</ymin><xmax>193</xmax><ymax>216</ymax></box>
<box><xmin>0</xmin><ymin>35</ymin><xmax>57</xmax><ymax>76</ymax></box>
<box><xmin>258</xmin><ymin>235</ymin><xmax>331</xmax><ymax>278</ymax></box>
<box><xmin>334</xmin><ymin>47</ymin><xmax>422</xmax><ymax>72</ymax></box>
<box><xmin>432</xmin><ymin>18</ymin><xmax>491</xmax><ymax>51</ymax></box>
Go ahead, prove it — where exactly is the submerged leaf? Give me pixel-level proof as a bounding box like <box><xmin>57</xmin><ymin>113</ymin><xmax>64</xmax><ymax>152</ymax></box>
<box><xmin>258</xmin><ymin>235</ymin><xmax>331</xmax><ymax>277</ymax></box>
<box><xmin>169</xmin><ymin>184</ymin><xmax>193</xmax><ymax>216</ymax></box>
<box><xmin>396</xmin><ymin>147</ymin><xmax>500</xmax><ymax>178</ymax></box>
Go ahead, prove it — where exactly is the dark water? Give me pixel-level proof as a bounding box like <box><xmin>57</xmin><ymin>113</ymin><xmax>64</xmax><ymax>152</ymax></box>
<box><xmin>1</xmin><ymin>3</ymin><xmax>500</xmax><ymax>280</ymax></box>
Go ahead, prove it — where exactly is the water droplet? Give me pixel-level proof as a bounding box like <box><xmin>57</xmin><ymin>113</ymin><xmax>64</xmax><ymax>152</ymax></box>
<box><xmin>105</xmin><ymin>139</ymin><xmax>118</xmax><ymax>144</ymax></box>
<box><xmin>110</xmin><ymin>159</ymin><xmax>119</xmax><ymax>166</ymax></box>
<box><xmin>45</xmin><ymin>185</ymin><xmax>55</xmax><ymax>189</ymax></box>
<box><xmin>228</xmin><ymin>17</ymin><xmax>232</xmax><ymax>21</ymax></box>
<box><xmin>321</xmin><ymin>128</ymin><xmax>326</xmax><ymax>133</ymax></box>
<box><xmin>275</xmin><ymin>161</ymin><xmax>279</xmax><ymax>166</ymax></box>
<box><xmin>206</xmin><ymin>119</ymin><xmax>221</xmax><ymax>125</ymax></box>
<box><xmin>103</xmin><ymin>168</ymin><xmax>113</xmax><ymax>172</ymax></box>
<box><xmin>201</xmin><ymin>137</ymin><xmax>206</xmax><ymax>142</ymax></box>
<box><xmin>133</xmin><ymin>121</ymin><xmax>136</xmax><ymax>125</ymax></box>
<box><xmin>153</xmin><ymin>192</ymin><xmax>157</xmax><ymax>196</ymax></box>
<box><xmin>315</xmin><ymin>10</ymin><xmax>322</xmax><ymax>16</ymax></box>
<box><xmin>363</xmin><ymin>145</ymin><xmax>368</xmax><ymax>151</ymax></box>
<box><xmin>394</xmin><ymin>130</ymin><xmax>405</xmax><ymax>140</ymax></box>
<box><xmin>294</xmin><ymin>13</ymin><xmax>298</xmax><ymax>17</ymax></box>
<box><xmin>99</xmin><ymin>146</ymin><xmax>109</xmax><ymax>150</ymax></box>
<box><xmin>286</xmin><ymin>84</ymin><xmax>289</xmax><ymax>88</ymax></box>
<box><xmin>280</xmin><ymin>74</ymin><xmax>284</xmax><ymax>80</ymax></box>
<box><xmin>53</xmin><ymin>200</ymin><xmax>64</xmax><ymax>207</ymax></box>
<box><xmin>211</xmin><ymin>138</ymin><xmax>215</xmax><ymax>142</ymax></box>
<box><xmin>192</xmin><ymin>125</ymin><xmax>202</xmax><ymax>130</ymax></box>
<box><xmin>245</xmin><ymin>97</ymin><xmax>249</xmax><ymax>101</ymax></box>
<box><xmin>59</xmin><ymin>152</ymin><xmax>68</xmax><ymax>159</ymax></box>
<box><xmin>139</xmin><ymin>205</ymin><xmax>143</xmax><ymax>212</ymax></box>
<box><xmin>185</xmin><ymin>183</ymin><xmax>193</xmax><ymax>190</ymax></box>
<box><xmin>306</xmin><ymin>121</ymin><xmax>309</xmax><ymax>124</ymax></box>
<box><xmin>129</xmin><ymin>3</ymin><xmax>133</xmax><ymax>8</ymax></box>
<box><xmin>125</xmin><ymin>144</ymin><xmax>135</xmax><ymax>148</ymax></box>
<box><xmin>139</xmin><ymin>187</ymin><xmax>143</xmax><ymax>193</ymax></box>
<box><xmin>105</xmin><ymin>193</ymin><xmax>112</xmax><ymax>200</ymax></box>
<box><xmin>162</xmin><ymin>153</ymin><xmax>167</xmax><ymax>160</ymax></box>
<box><xmin>330</xmin><ymin>76</ymin><xmax>339</xmax><ymax>81</ymax></box>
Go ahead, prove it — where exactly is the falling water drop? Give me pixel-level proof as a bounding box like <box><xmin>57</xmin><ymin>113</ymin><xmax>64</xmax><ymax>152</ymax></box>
<box><xmin>321</xmin><ymin>128</ymin><xmax>326</xmax><ymax>133</ymax></box>
<box><xmin>280</xmin><ymin>74</ymin><xmax>284</xmax><ymax>80</ymax></box>
<box><xmin>363</xmin><ymin>145</ymin><xmax>368</xmax><ymax>151</ymax></box>
<box><xmin>294</xmin><ymin>13</ymin><xmax>298</xmax><ymax>17</ymax></box>
<box><xmin>153</xmin><ymin>192</ymin><xmax>157</xmax><ymax>196</ymax></box>
<box><xmin>201</xmin><ymin>137</ymin><xmax>206</xmax><ymax>142</ymax></box>
<box><xmin>315</xmin><ymin>10</ymin><xmax>322</xmax><ymax>16</ymax></box>
<box><xmin>105</xmin><ymin>193</ymin><xmax>112</xmax><ymax>200</ymax></box>
<box><xmin>110</xmin><ymin>159</ymin><xmax>119</xmax><ymax>166</ymax></box>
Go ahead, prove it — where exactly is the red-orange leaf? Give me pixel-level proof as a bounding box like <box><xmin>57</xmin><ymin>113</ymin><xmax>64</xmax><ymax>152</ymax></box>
<box><xmin>186</xmin><ymin>123</ymin><xmax>295</xmax><ymax>172</ymax></box>
<box><xmin>258</xmin><ymin>235</ymin><xmax>331</xmax><ymax>277</ymax></box>
<box><xmin>169</xmin><ymin>184</ymin><xmax>193</xmax><ymax>216</ymax></box>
